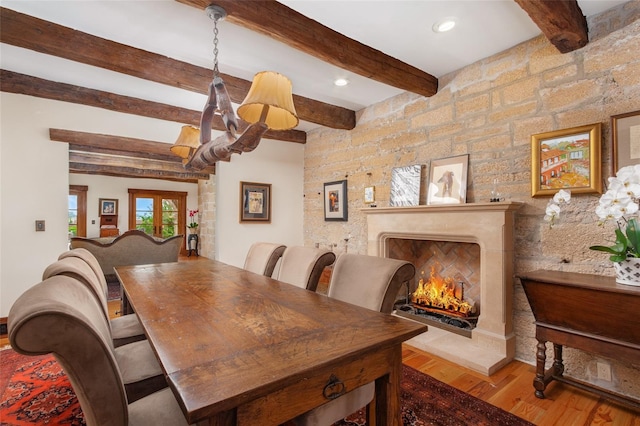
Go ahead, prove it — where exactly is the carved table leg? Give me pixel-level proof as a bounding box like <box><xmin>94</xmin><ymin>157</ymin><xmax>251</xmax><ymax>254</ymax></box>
<box><xmin>534</xmin><ymin>340</ymin><xmax>547</xmax><ymax>398</ymax></box>
<box><xmin>552</xmin><ymin>343</ymin><xmax>564</xmax><ymax>377</ymax></box>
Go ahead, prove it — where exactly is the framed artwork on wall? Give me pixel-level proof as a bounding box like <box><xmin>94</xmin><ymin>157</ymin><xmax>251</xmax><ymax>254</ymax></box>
<box><xmin>324</xmin><ymin>180</ymin><xmax>348</xmax><ymax>221</ymax></box>
<box><xmin>240</xmin><ymin>181</ymin><xmax>271</xmax><ymax>223</ymax></box>
<box><xmin>612</xmin><ymin>110</ymin><xmax>640</xmax><ymax>173</ymax></box>
<box><xmin>530</xmin><ymin>123</ymin><xmax>602</xmax><ymax>197</ymax></box>
<box><xmin>99</xmin><ymin>198</ymin><xmax>118</xmax><ymax>216</ymax></box>
<box><xmin>427</xmin><ymin>154</ymin><xmax>469</xmax><ymax>205</ymax></box>
<box><xmin>364</xmin><ymin>186</ymin><xmax>375</xmax><ymax>204</ymax></box>
<box><xmin>390</xmin><ymin>165</ymin><xmax>422</xmax><ymax>206</ymax></box>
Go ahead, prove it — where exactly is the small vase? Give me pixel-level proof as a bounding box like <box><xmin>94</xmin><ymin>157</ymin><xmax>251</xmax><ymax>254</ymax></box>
<box><xmin>189</xmin><ymin>228</ymin><xmax>197</xmax><ymax>234</ymax></box>
<box><xmin>613</xmin><ymin>258</ymin><xmax>640</xmax><ymax>286</ymax></box>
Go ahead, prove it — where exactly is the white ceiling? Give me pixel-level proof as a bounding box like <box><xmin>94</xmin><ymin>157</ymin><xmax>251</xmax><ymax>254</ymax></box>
<box><xmin>0</xmin><ymin>0</ymin><xmax>628</xmax><ymax>132</ymax></box>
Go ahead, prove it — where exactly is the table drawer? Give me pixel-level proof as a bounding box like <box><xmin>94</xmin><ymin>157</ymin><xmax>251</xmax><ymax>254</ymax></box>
<box><xmin>237</xmin><ymin>346</ymin><xmax>398</xmax><ymax>425</ymax></box>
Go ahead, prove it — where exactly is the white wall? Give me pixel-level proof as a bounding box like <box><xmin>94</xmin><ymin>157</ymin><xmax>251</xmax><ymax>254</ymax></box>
<box><xmin>215</xmin><ymin>138</ymin><xmax>305</xmax><ymax>267</ymax></box>
<box><xmin>1</xmin><ymin>92</ymin><xmax>305</xmax><ymax>316</ymax></box>
<box><xmin>0</xmin><ymin>93</ymin><xmax>192</xmax><ymax>316</ymax></box>
<box><xmin>69</xmin><ymin>174</ymin><xmax>198</xmax><ymax>239</ymax></box>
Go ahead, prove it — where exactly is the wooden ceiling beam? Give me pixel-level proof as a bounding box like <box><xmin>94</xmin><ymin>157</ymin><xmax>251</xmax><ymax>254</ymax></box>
<box><xmin>513</xmin><ymin>0</ymin><xmax>588</xmax><ymax>53</ymax></box>
<box><xmin>69</xmin><ymin>153</ymin><xmax>209</xmax><ymax>183</ymax></box>
<box><xmin>0</xmin><ymin>7</ymin><xmax>355</xmax><ymax>130</ymax></box>
<box><xmin>1</xmin><ymin>70</ymin><xmax>305</xmax><ymax>144</ymax></box>
<box><xmin>177</xmin><ymin>0</ymin><xmax>438</xmax><ymax>98</ymax></box>
<box><xmin>50</xmin><ymin>128</ymin><xmax>217</xmax><ymax>176</ymax></box>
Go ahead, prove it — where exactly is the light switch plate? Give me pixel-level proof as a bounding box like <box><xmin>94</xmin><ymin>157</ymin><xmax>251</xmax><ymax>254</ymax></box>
<box><xmin>35</xmin><ymin>220</ymin><xmax>45</xmax><ymax>232</ymax></box>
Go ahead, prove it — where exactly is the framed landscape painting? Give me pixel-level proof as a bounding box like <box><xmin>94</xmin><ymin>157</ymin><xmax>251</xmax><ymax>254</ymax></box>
<box><xmin>531</xmin><ymin>123</ymin><xmax>602</xmax><ymax>197</ymax></box>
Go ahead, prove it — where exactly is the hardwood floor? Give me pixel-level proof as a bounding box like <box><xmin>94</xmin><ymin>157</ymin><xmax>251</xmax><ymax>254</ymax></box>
<box><xmin>401</xmin><ymin>345</ymin><xmax>640</xmax><ymax>425</ymax></box>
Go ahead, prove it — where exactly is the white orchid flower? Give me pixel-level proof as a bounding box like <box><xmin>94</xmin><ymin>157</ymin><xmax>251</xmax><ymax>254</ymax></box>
<box><xmin>553</xmin><ymin>189</ymin><xmax>571</xmax><ymax>204</ymax></box>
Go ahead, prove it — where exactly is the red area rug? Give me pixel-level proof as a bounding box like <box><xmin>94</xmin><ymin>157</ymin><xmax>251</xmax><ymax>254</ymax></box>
<box><xmin>1</xmin><ymin>348</ymin><xmax>533</xmax><ymax>425</ymax></box>
<box><xmin>1</xmin><ymin>350</ymin><xmax>83</xmax><ymax>425</ymax></box>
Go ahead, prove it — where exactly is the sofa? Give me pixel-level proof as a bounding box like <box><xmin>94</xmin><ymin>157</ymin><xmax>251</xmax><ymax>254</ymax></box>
<box><xmin>70</xmin><ymin>230</ymin><xmax>183</xmax><ymax>313</ymax></box>
<box><xmin>70</xmin><ymin>229</ymin><xmax>183</xmax><ymax>278</ymax></box>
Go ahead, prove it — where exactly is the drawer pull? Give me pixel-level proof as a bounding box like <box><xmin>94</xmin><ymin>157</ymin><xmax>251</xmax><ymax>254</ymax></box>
<box><xmin>323</xmin><ymin>374</ymin><xmax>346</xmax><ymax>400</ymax></box>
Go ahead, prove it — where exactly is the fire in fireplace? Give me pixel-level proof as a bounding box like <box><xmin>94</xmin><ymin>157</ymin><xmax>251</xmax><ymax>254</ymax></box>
<box><xmin>411</xmin><ymin>266</ymin><xmax>477</xmax><ymax>317</ymax></box>
<box><xmin>395</xmin><ymin>264</ymin><xmax>479</xmax><ymax>337</ymax></box>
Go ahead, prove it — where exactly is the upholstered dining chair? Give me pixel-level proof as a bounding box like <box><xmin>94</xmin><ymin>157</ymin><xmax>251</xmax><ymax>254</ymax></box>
<box><xmin>8</xmin><ymin>275</ymin><xmax>200</xmax><ymax>426</ymax></box>
<box><xmin>292</xmin><ymin>253</ymin><xmax>416</xmax><ymax>426</ymax></box>
<box><xmin>59</xmin><ymin>248</ymin><xmax>145</xmax><ymax>347</ymax></box>
<box><xmin>42</xmin><ymin>257</ymin><xmax>166</xmax><ymax>402</ymax></box>
<box><xmin>243</xmin><ymin>242</ymin><xmax>287</xmax><ymax>276</ymax></box>
<box><xmin>276</xmin><ymin>246</ymin><xmax>336</xmax><ymax>291</ymax></box>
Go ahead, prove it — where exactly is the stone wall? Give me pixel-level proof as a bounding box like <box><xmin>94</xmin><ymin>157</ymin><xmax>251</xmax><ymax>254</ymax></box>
<box><xmin>198</xmin><ymin>175</ymin><xmax>216</xmax><ymax>259</ymax></box>
<box><xmin>304</xmin><ymin>3</ymin><xmax>640</xmax><ymax>397</ymax></box>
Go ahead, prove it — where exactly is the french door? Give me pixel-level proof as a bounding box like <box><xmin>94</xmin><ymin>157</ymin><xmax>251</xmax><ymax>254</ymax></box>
<box><xmin>69</xmin><ymin>185</ymin><xmax>88</xmax><ymax>237</ymax></box>
<box><xmin>128</xmin><ymin>189</ymin><xmax>187</xmax><ymax>239</ymax></box>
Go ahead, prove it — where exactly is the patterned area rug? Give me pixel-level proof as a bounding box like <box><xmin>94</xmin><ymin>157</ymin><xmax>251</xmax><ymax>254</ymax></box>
<box><xmin>0</xmin><ymin>348</ymin><xmax>533</xmax><ymax>425</ymax></box>
<box><xmin>1</xmin><ymin>350</ymin><xmax>84</xmax><ymax>425</ymax></box>
<box><xmin>107</xmin><ymin>281</ymin><xmax>120</xmax><ymax>301</ymax></box>
<box><xmin>335</xmin><ymin>365</ymin><xmax>534</xmax><ymax>426</ymax></box>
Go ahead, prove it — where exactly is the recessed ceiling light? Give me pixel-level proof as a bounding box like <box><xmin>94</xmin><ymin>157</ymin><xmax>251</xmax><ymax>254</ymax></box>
<box><xmin>433</xmin><ymin>18</ymin><xmax>456</xmax><ymax>33</ymax></box>
<box><xmin>334</xmin><ymin>78</ymin><xmax>349</xmax><ymax>87</ymax></box>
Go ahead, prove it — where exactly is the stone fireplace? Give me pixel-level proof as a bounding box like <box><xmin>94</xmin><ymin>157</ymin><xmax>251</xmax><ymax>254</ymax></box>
<box><xmin>363</xmin><ymin>202</ymin><xmax>522</xmax><ymax>375</ymax></box>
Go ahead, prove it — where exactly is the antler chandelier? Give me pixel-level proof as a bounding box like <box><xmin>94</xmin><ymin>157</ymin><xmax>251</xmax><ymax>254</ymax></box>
<box><xmin>171</xmin><ymin>5</ymin><xmax>298</xmax><ymax>170</ymax></box>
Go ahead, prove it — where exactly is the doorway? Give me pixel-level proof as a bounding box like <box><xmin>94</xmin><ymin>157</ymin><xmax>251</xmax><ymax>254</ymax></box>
<box><xmin>69</xmin><ymin>185</ymin><xmax>88</xmax><ymax>237</ymax></box>
<box><xmin>128</xmin><ymin>189</ymin><xmax>187</xmax><ymax>240</ymax></box>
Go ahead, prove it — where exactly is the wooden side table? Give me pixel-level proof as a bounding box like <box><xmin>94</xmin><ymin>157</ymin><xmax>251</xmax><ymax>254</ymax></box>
<box><xmin>518</xmin><ymin>269</ymin><xmax>640</xmax><ymax>410</ymax></box>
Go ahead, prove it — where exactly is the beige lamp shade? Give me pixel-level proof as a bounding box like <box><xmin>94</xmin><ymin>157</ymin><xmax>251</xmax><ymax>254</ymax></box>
<box><xmin>237</xmin><ymin>71</ymin><xmax>299</xmax><ymax>131</ymax></box>
<box><xmin>170</xmin><ymin>125</ymin><xmax>201</xmax><ymax>160</ymax></box>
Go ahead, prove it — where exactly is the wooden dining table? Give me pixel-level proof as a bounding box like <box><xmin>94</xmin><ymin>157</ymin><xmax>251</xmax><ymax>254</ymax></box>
<box><xmin>115</xmin><ymin>259</ymin><xmax>427</xmax><ymax>425</ymax></box>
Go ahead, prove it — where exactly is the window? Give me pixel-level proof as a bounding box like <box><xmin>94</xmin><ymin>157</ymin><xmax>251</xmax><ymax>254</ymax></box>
<box><xmin>69</xmin><ymin>185</ymin><xmax>88</xmax><ymax>237</ymax></box>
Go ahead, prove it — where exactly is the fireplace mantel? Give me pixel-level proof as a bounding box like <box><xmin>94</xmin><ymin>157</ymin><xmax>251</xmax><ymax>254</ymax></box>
<box><xmin>363</xmin><ymin>201</ymin><xmax>523</xmax><ymax>375</ymax></box>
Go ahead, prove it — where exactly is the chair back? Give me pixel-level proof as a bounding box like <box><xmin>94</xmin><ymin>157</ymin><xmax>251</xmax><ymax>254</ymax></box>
<box><xmin>42</xmin><ymin>257</ymin><xmax>112</xmax><ymax>332</ymax></box>
<box><xmin>8</xmin><ymin>275</ymin><xmax>128</xmax><ymax>425</ymax></box>
<box><xmin>243</xmin><ymin>242</ymin><xmax>286</xmax><ymax>276</ymax></box>
<box><xmin>59</xmin><ymin>248</ymin><xmax>108</xmax><ymax>290</ymax></box>
<box><xmin>277</xmin><ymin>246</ymin><xmax>336</xmax><ymax>291</ymax></box>
<box><xmin>328</xmin><ymin>253</ymin><xmax>415</xmax><ymax>313</ymax></box>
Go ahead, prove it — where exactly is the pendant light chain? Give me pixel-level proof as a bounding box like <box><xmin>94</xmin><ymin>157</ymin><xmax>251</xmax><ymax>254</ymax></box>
<box><xmin>212</xmin><ymin>17</ymin><xmax>220</xmax><ymax>78</ymax></box>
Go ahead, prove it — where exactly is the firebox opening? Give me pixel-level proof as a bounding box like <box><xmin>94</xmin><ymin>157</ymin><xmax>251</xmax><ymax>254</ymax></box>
<box><xmin>388</xmin><ymin>238</ymin><xmax>481</xmax><ymax>337</ymax></box>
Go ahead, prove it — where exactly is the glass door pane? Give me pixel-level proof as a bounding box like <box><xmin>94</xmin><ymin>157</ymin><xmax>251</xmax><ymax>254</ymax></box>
<box><xmin>68</xmin><ymin>194</ymin><xmax>78</xmax><ymax>237</ymax></box>
<box><xmin>161</xmin><ymin>198</ymin><xmax>179</xmax><ymax>238</ymax></box>
<box><xmin>135</xmin><ymin>197</ymin><xmax>155</xmax><ymax>235</ymax></box>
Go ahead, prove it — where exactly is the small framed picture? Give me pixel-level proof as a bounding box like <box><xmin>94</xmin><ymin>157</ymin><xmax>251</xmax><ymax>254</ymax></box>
<box><xmin>364</xmin><ymin>186</ymin><xmax>375</xmax><ymax>204</ymax></box>
<box><xmin>390</xmin><ymin>165</ymin><xmax>422</xmax><ymax>206</ymax></box>
<box><xmin>324</xmin><ymin>180</ymin><xmax>348</xmax><ymax>221</ymax></box>
<box><xmin>427</xmin><ymin>154</ymin><xmax>469</xmax><ymax>205</ymax></box>
<box><xmin>99</xmin><ymin>198</ymin><xmax>118</xmax><ymax>216</ymax></box>
<box><xmin>611</xmin><ymin>110</ymin><xmax>640</xmax><ymax>173</ymax></box>
<box><xmin>240</xmin><ymin>181</ymin><xmax>271</xmax><ymax>223</ymax></box>
<box><xmin>530</xmin><ymin>123</ymin><xmax>602</xmax><ymax>197</ymax></box>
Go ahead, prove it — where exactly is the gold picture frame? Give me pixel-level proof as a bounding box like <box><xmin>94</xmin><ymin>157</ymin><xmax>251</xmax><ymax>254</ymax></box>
<box><xmin>612</xmin><ymin>110</ymin><xmax>640</xmax><ymax>173</ymax></box>
<box><xmin>531</xmin><ymin>123</ymin><xmax>602</xmax><ymax>197</ymax></box>
<box><xmin>240</xmin><ymin>181</ymin><xmax>271</xmax><ymax>223</ymax></box>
